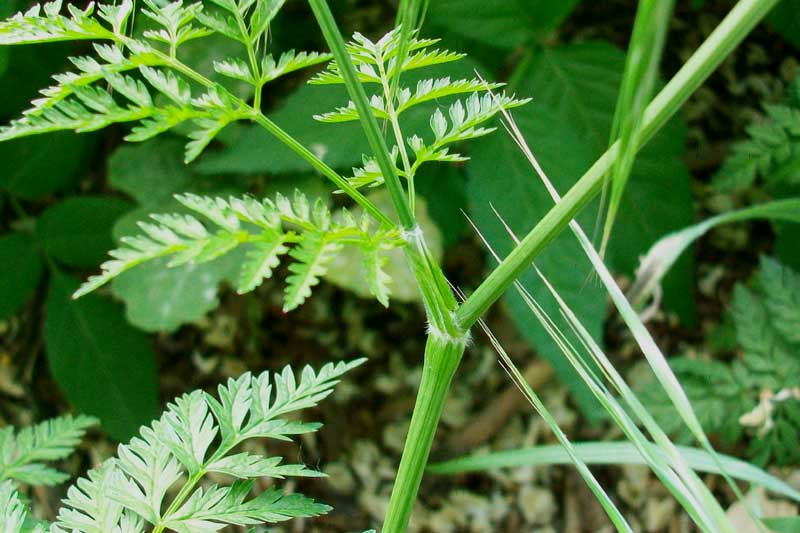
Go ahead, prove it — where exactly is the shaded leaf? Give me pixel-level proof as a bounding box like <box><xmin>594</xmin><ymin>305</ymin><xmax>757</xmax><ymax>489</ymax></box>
<box><xmin>0</xmin><ymin>232</ymin><xmax>43</xmax><ymax>319</ymax></box>
<box><xmin>36</xmin><ymin>196</ymin><xmax>132</xmax><ymax>268</ymax></box>
<box><xmin>44</xmin><ymin>272</ymin><xmax>158</xmax><ymax>440</ymax></box>
<box><xmin>427</xmin><ymin>0</ymin><xmax>579</xmax><ymax>49</ymax></box>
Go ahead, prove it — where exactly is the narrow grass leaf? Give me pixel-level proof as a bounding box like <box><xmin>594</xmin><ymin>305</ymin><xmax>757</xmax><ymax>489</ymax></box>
<box><xmin>628</xmin><ymin>198</ymin><xmax>800</xmax><ymax>311</ymax></box>
<box><xmin>430</xmin><ymin>442</ymin><xmax>800</xmax><ymax>504</ymax></box>
<box><xmin>598</xmin><ymin>0</ymin><xmax>674</xmax><ymax>256</ymax></box>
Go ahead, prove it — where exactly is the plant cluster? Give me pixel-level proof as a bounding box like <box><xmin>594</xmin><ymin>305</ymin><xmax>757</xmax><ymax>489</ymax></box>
<box><xmin>1</xmin><ymin>360</ymin><xmax>362</xmax><ymax>532</ymax></box>
<box><xmin>643</xmin><ymin>256</ymin><xmax>800</xmax><ymax>466</ymax></box>
<box><xmin>1</xmin><ymin>0</ymin><xmax>799</xmax><ymax>531</ymax></box>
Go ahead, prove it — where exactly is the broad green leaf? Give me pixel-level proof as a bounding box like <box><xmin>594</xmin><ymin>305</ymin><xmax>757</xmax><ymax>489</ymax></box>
<box><xmin>416</xmin><ymin>163</ymin><xmax>468</xmax><ymax>248</ymax></box>
<box><xmin>0</xmin><ymin>232</ymin><xmax>43</xmax><ymax>319</ymax></box>
<box><xmin>467</xmin><ymin>104</ymin><xmax>606</xmax><ymax>418</ymax></box>
<box><xmin>466</xmin><ymin>41</ymin><xmax>694</xmax><ymax>415</ymax></box>
<box><xmin>107</xmin><ymin>137</ymin><xmax>249</xmax><ymax>331</ymax></box>
<box><xmin>0</xmin><ymin>132</ymin><xmax>94</xmax><ymax>200</ymax></box>
<box><xmin>775</xmin><ymin>220</ymin><xmax>800</xmax><ymax>270</ymax></box>
<box><xmin>44</xmin><ymin>272</ymin><xmax>158</xmax><ymax>441</ymax></box>
<box><xmin>108</xmin><ymin>139</ymin><xmax>195</xmax><ymax>205</ymax></box>
<box><xmin>767</xmin><ymin>0</ymin><xmax>800</xmax><ymax>49</ymax></box>
<box><xmin>112</xmin><ymin>254</ymin><xmax>242</xmax><ymax>332</ymax></box>
<box><xmin>428</xmin><ymin>442</ymin><xmax>800</xmax><ymax>503</ymax></box>
<box><xmin>427</xmin><ymin>0</ymin><xmax>580</xmax><ymax>49</ymax></box>
<box><xmin>36</xmin><ymin>196</ymin><xmax>132</xmax><ymax>268</ymax></box>
<box><xmin>763</xmin><ymin>516</ymin><xmax>800</xmax><ymax>532</ymax></box>
<box><xmin>0</xmin><ymin>38</ymin><xmax>72</xmax><ymax>117</ymax></box>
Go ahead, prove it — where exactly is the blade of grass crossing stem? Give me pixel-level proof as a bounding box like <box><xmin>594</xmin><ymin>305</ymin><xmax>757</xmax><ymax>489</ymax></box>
<box><xmin>475</xmin><ymin>320</ymin><xmax>633</xmax><ymax>532</ymax></box>
<box><xmin>468</xmin><ymin>218</ymin><xmax>721</xmax><ymax>530</ymax></box>
<box><xmin>492</xmin><ymin>107</ymin><xmax>760</xmax><ymax>530</ymax></box>
<box><xmin>597</xmin><ymin>0</ymin><xmax>674</xmax><ymax>256</ymax></box>
<box><xmin>456</xmin><ymin>0</ymin><xmax>781</xmax><ymax>330</ymax></box>
<box><xmin>429</xmin><ymin>443</ymin><xmax>800</xmax><ymax>504</ymax></box>
<box><xmin>308</xmin><ymin>0</ymin><xmax>414</xmax><ymax>230</ymax></box>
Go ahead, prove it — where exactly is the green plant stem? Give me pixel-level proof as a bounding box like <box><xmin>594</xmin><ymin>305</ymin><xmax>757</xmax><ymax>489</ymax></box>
<box><xmin>153</xmin><ymin>470</ymin><xmax>205</xmax><ymax>533</ymax></box>
<box><xmin>250</xmin><ymin>113</ymin><xmax>393</xmax><ymax>228</ymax></box>
<box><xmin>382</xmin><ymin>334</ymin><xmax>467</xmax><ymax>532</ymax></box>
<box><xmin>308</xmin><ymin>0</ymin><xmax>415</xmax><ymax>230</ymax></box>
<box><xmin>377</xmin><ymin>59</ymin><xmax>416</xmax><ymax>214</ymax></box>
<box><xmin>456</xmin><ymin>0</ymin><xmax>780</xmax><ymax>330</ymax></box>
<box><xmin>308</xmin><ymin>0</ymin><xmax>460</xmax><ymax>335</ymax></box>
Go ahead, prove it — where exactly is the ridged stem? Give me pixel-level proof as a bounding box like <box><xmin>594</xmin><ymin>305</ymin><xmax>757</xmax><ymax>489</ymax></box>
<box><xmin>381</xmin><ymin>334</ymin><xmax>467</xmax><ymax>532</ymax></box>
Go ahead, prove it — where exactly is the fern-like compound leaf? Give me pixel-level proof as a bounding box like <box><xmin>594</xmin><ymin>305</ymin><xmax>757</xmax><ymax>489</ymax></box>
<box><xmin>311</xmin><ymin>28</ymin><xmax>530</xmax><ymax>195</ymax></box>
<box><xmin>0</xmin><ymin>1</ymin><xmax>118</xmax><ymax>45</ymax></box>
<box><xmin>642</xmin><ymin>256</ymin><xmax>800</xmax><ymax>466</ymax></box>
<box><xmin>283</xmin><ymin>232</ymin><xmax>342</xmax><ymax>312</ymax></box>
<box><xmin>74</xmin><ymin>192</ymin><xmax>404</xmax><ymax>310</ymax></box>
<box><xmin>140</xmin><ymin>0</ymin><xmax>210</xmax><ymax>50</ymax></box>
<box><xmin>0</xmin><ymin>0</ymin><xmax>330</xmax><ymax>164</ymax></box>
<box><xmin>713</xmin><ymin>83</ymin><xmax>800</xmax><ymax>192</ymax></box>
<box><xmin>0</xmin><ymin>481</ymin><xmax>29</xmax><ymax>533</ymax></box>
<box><xmin>53</xmin><ymin>462</ymin><xmax>138</xmax><ymax>533</ymax></box>
<box><xmin>163</xmin><ymin>481</ymin><xmax>329</xmax><ymax>532</ymax></box>
<box><xmin>0</xmin><ymin>415</ymin><xmax>97</xmax><ymax>487</ymax></box>
<box><xmin>759</xmin><ymin>255</ymin><xmax>800</xmax><ymax>344</ymax></box>
<box><xmin>396</xmin><ymin>77</ymin><xmax>503</xmax><ymax>113</ymax></box>
<box><xmin>260</xmin><ymin>49</ymin><xmax>332</xmax><ymax>84</ymax></box>
<box><xmin>49</xmin><ymin>360</ymin><xmax>363</xmax><ymax>532</ymax></box>
<box><xmin>308</xmin><ymin>27</ymin><xmax>460</xmax><ymax>85</ymax></box>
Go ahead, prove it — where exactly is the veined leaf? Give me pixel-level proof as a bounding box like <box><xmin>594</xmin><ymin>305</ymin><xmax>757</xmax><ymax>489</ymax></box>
<box><xmin>0</xmin><ymin>233</ymin><xmax>44</xmax><ymax>320</ymax></box>
<box><xmin>0</xmin><ymin>415</ymin><xmax>97</xmax><ymax>487</ymax></box>
<box><xmin>427</xmin><ymin>0</ymin><xmax>580</xmax><ymax>48</ymax></box>
<box><xmin>467</xmin><ymin>41</ymin><xmax>695</xmax><ymax>415</ymax></box>
<box><xmin>45</xmin><ymin>272</ymin><xmax>159</xmax><ymax>440</ymax></box>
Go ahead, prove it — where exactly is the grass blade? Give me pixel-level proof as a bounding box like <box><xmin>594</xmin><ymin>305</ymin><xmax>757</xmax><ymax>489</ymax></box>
<box><xmin>457</xmin><ymin>278</ymin><xmax>633</xmax><ymax>531</ymax></box>
<box><xmin>628</xmin><ymin>198</ymin><xmax>800</xmax><ymax>311</ymax></box>
<box><xmin>597</xmin><ymin>0</ymin><xmax>674</xmax><ymax>256</ymax></box>
<box><xmin>430</xmin><ymin>442</ymin><xmax>800</xmax><ymax>504</ymax></box>
<box><xmin>469</xmin><ymin>213</ymin><xmax>725</xmax><ymax>530</ymax></box>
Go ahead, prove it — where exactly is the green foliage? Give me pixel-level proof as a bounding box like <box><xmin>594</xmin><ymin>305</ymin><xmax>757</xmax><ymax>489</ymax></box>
<box><xmin>712</xmin><ymin>77</ymin><xmax>800</xmax><ymax>270</ymax></box>
<box><xmin>767</xmin><ymin>0</ymin><xmax>800</xmax><ymax>49</ymax></box>
<box><xmin>311</xmin><ymin>27</ymin><xmax>529</xmax><ymax>195</ymax></box>
<box><xmin>1</xmin><ymin>360</ymin><xmax>361</xmax><ymax>532</ymax></box>
<box><xmin>643</xmin><ymin>256</ymin><xmax>800</xmax><ymax>466</ymax></box>
<box><xmin>712</xmin><ymin>79</ymin><xmax>800</xmax><ymax>193</ymax></box>
<box><xmin>0</xmin><ymin>0</ymin><xmax>329</xmax><ymax>163</ymax></box>
<box><xmin>76</xmin><ymin>191</ymin><xmax>405</xmax><ymax>311</ymax></box>
<box><xmin>108</xmin><ymin>138</ymin><xmax>195</xmax><ymax>205</ymax></box>
<box><xmin>106</xmin><ymin>138</ymin><xmax>247</xmax><ymax>332</ymax></box>
<box><xmin>0</xmin><ymin>481</ymin><xmax>41</xmax><ymax>533</ymax></box>
<box><xmin>36</xmin><ymin>196</ymin><xmax>132</xmax><ymax>268</ymax></box>
<box><xmin>466</xmin><ymin>41</ymin><xmax>694</xmax><ymax>417</ymax></box>
<box><xmin>0</xmin><ymin>415</ymin><xmax>96</xmax><ymax>487</ymax></box>
<box><xmin>0</xmin><ymin>132</ymin><xmax>94</xmax><ymax>199</ymax></box>
<box><xmin>45</xmin><ymin>272</ymin><xmax>159</xmax><ymax>440</ymax></box>
<box><xmin>426</xmin><ymin>0</ymin><xmax>580</xmax><ymax>49</ymax></box>
<box><xmin>0</xmin><ymin>233</ymin><xmax>44</xmax><ymax>320</ymax></box>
